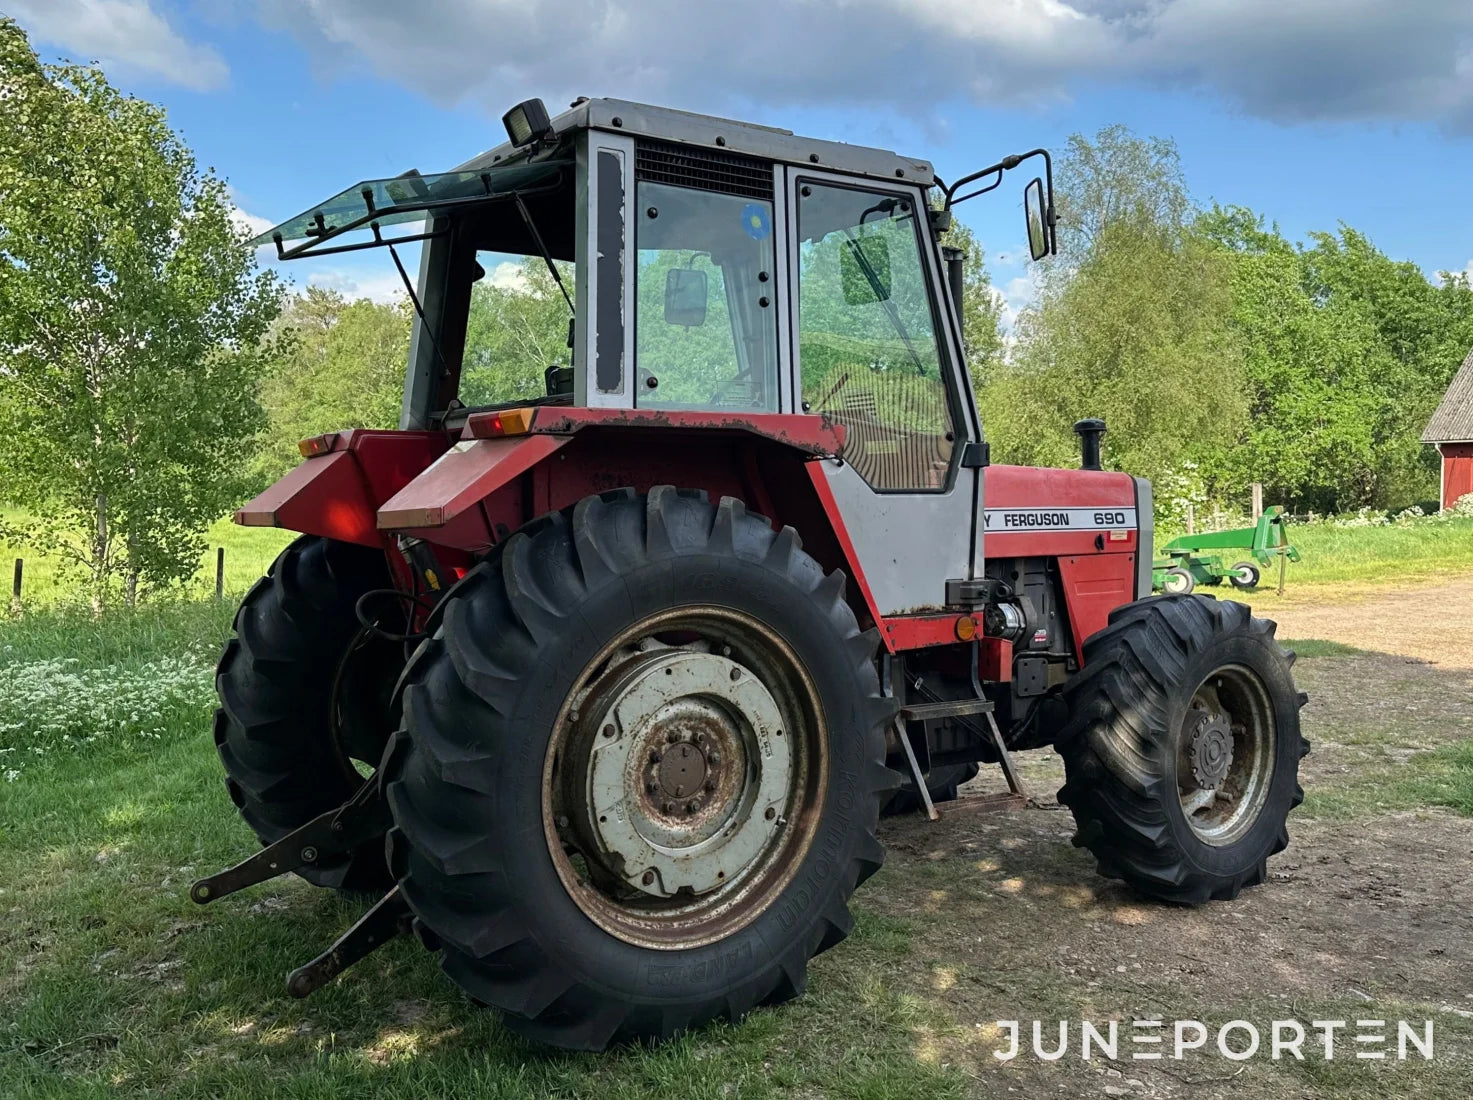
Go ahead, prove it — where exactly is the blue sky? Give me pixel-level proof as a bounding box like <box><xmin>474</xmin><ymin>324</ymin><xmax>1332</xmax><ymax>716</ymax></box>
<box><xmin>10</xmin><ymin>1</ymin><xmax>1473</xmax><ymax>321</ymax></box>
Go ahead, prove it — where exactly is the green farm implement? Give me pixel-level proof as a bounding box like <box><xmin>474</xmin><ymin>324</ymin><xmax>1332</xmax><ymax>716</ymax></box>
<box><xmin>1153</xmin><ymin>506</ymin><xmax>1300</xmax><ymax>594</ymax></box>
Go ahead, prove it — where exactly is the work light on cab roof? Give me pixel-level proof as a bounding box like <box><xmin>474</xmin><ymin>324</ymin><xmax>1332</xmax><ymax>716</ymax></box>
<box><xmin>210</xmin><ymin>95</ymin><xmax>1305</xmax><ymax>1052</ymax></box>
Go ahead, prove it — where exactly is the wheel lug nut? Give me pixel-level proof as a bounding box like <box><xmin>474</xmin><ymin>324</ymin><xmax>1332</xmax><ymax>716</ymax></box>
<box><xmin>649</xmin><ymin>750</ymin><xmax>661</xmax><ymax>764</ymax></box>
<box><xmin>764</xmin><ymin>806</ymin><xmax>776</xmax><ymax>820</ymax></box>
<box><xmin>662</xmin><ymin>801</ymin><xmax>675</xmax><ymax>814</ymax></box>
<box><xmin>642</xmin><ymin>870</ymin><xmax>655</xmax><ymax>886</ymax></box>
<box><xmin>729</xmin><ymin>667</ymin><xmax>741</xmax><ymax>682</ymax></box>
<box><xmin>707</xmin><ymin>751</ymin><xmax>721</xmax><ymax>766</ymax></box>
<box><xmin>704</xmin><ymin>781</ymin><xmax>716</xmax><ymax>793</ymax></box>
<box><xmin>667</xmin><ymin>731</ymin><xmax>682</xmax><ymax>743</ymax></box>
<box><xmin>602</xmin><ymin>724</ymin><xmax>615</xmax><ymax>738</ymax></box>
<box><xmin>555</xmin><ymin>815</ymin><xmax>570</xmax><ymax>829</ymax></box>
<box><xmin>686</xmin><ymin>800</ymin><xmax>699</xmax><ymax>814</ymax></box>
<box><xmin>645</xmin><ymin>781</ymin><xmax>658</xmax><ymax>794</ymax></box>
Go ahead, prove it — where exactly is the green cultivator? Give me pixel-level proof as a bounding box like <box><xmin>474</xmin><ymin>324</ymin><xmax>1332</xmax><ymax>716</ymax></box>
<box><xmin>1153</xmin><ymin>506</ymin><xmax>1300</xmax><ymax>594</ymax></box>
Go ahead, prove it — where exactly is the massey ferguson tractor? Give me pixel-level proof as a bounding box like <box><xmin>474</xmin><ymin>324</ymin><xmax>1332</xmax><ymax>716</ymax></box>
<box><xmin>197</xmin><ymin>97</ymin><xmax>1306</xmax><ymax>1050</ymax></box>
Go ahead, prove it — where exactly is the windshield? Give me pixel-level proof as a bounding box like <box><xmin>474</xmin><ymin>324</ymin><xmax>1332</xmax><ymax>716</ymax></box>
<box><xmin>252</xmin><ymin>158</ymin><xmax>571</xmax><ymax>256</ymax></box>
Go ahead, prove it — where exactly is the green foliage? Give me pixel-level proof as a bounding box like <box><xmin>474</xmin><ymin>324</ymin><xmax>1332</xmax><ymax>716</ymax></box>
<box><xmin>0</xmin><ymin>19</ymin><xmax>282</xmax><ymax>606</ymax></box>
<box><xmin>460</xmin><ymin>256</ymin><xmax>572</xmax><ymax>406</ymax></box>
<box><xmin>254</xmin><ymin>288</ymin><xmax>409</xmax><ymax>483</ymax></box>
<box><xmin>984</xmin><ymin>122</ymin><xmax>1473</xmax><ymax>519</ymax></box>
<box><xmin>1197</xmin><ymin>207</ymin><xmax>1473</xmax><ymax>511</ymax></box>
<box><xmin>944</xmin><ymin>219</ymin><xmax>1005</xmax><ymax>387</ymax></box>
<box><xmin>981</xmin><ymin>126</ymin><xmax>1245</xmax><ymax>494</ymax></box>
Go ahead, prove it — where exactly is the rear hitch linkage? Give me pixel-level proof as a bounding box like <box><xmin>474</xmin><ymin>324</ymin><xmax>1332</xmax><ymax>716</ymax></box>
<box><xmin>190</xmin><ymin>776</ymin><xmax>408</xmax><ymax>997</ymax></box>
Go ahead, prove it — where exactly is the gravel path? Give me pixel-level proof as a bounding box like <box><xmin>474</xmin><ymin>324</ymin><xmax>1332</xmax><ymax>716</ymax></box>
<box><xmin>1262</xmin><ymin>577</ymin><xmax>1473</xmax><ymax>668</ymax></box>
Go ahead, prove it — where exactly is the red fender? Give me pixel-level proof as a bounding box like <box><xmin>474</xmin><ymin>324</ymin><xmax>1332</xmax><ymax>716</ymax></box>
<box><xmin>234</xmin><ymin>430</ymin><xmax>449</xmax><ymax>548</ymax></box>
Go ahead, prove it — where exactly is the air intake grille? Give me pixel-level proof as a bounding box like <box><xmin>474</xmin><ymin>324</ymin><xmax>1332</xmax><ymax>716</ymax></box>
<box><xmin>635</xmin><ymin>140</ymin><xmax>773</xmax><ymax>201</ymax></box>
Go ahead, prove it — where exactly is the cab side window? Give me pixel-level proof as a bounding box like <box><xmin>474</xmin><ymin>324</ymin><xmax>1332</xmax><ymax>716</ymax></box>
<box><xmin>796</xmin><ymin>182</ymin><xmax>954</xmax><ymax>490</ymax></box>
<box><xmin>634</xmin><ymin>181</ymin><xmax>779</xmax><ymax>411</ymax></box>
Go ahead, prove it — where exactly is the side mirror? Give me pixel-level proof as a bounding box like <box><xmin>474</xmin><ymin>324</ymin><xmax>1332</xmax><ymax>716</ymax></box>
<box><xmin>841</xmin><ymin>234</ymin><xmax>892</xmax><ymax>304</ymax></box>
<box><xmin>664</xmin><ymin>267</ymin><xmax>708</xmax><ymax>327</ymax></box>
<box><xmin>1025</xmin><ymin>177</ymin><xmax>1051</xmax><ymax>261</ymax></box>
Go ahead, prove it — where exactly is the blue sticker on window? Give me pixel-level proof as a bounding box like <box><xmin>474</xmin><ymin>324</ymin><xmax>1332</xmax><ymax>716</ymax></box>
<box><xmin>740</xmin><ymin>203</ymin><xmax>771</xmax><ymax>240</ymax></box>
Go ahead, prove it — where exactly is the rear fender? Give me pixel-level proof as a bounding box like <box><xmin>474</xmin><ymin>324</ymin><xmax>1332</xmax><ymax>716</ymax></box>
<box><xmin>235</xmin><ymin>430</ymin><xmax>449</xmax><ymax>548</ymax></box>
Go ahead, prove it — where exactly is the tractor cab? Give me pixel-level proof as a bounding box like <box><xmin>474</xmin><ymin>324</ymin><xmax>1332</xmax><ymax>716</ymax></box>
<box><xmin>253</xmin><ymin>97</ymin><xmax>1055</xmax><ymax>462</ymax></box>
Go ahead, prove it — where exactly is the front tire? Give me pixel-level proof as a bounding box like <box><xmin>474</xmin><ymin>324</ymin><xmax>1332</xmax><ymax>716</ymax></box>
<box><xmin>1055</xmin><ymin>596</ymin><xmax>1307</xmax><ymax>904</ymax></box>
<box><xmin>382</xmin><ymin>489</ymin><xmax>895</xmax><ymax>1049</ymax></box>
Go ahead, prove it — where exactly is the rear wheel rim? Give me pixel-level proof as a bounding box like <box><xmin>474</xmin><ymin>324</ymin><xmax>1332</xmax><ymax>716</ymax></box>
<box><xmin>1176</xmin><ymin>664</ymin><xmax>1276</xmax><ymax>846</ymax></box>
<box><xmin>543</xmin><ymin>607</ymin><xmax>827</xmax><ymax>950</ymax></box>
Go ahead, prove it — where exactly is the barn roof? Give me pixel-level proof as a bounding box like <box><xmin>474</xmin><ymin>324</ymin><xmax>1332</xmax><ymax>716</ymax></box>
<box><xmin>1424</xmin><ymin>346</ymin><xmax>1473</xmax><ymax>443</ymax></box>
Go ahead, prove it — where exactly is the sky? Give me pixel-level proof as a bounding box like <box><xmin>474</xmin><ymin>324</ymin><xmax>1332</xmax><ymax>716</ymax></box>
<box><xmin>9</xmin><ymin>0</ymin><xmax>1473</xmax><ymax>324</ymax></box>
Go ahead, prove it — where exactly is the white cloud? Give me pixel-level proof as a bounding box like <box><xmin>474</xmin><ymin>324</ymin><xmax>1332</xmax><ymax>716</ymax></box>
<box><xmin>10</xmin><ymin>0</ymin><xmax>229</xmax><ymax>91</ymax></box>
<box><xmin>305</xmin><ymin>268</ymin><xmax>406</xmax><ymax>304</ymax></box>
<box><xmin>252</xmin><ymin>0</ymin><xmax>1473</xmax><ymax>130</ymax></box>
<box><xmin>488</xmin><ymin>261</ymin><xmax>529</xmax><ymax>291</ymax></box>
<box><xmin>228</xmin><ymin>206</ymin><xmax>273</xmax><ymax>240</ymax></box>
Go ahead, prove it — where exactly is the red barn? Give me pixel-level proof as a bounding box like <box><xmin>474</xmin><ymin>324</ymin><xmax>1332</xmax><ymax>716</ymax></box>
<box><xmin>1424</xmin><ymin>347</ymin><xmax>1473</xmax><ymax>510</ymax></box>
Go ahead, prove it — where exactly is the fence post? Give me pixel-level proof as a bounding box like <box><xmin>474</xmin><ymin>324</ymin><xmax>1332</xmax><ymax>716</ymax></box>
<box><xmin>215</xmin><ymin>547</ymin><xmax>225</xmax><ymax>600</ymax></box>
<box><xmin>1185</xmin><ymin>503</ymin><xmax>1195</xmax><ymax>535</ymax></box>
<box><xmin>1251</xmin><ymin>482</ymin><xmax>1264</xmax><ymax>521</ymax></box>
<box><xmin>10</xmin><ymin>558</ymin><xmax>20</xmax><ymax>614</ymax></box>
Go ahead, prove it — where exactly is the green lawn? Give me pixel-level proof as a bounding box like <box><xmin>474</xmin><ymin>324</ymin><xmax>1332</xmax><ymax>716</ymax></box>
<box><xmin>1</xmin><ymin>513</ymin><xmax>294</xmax><ymax>609</ymax></box>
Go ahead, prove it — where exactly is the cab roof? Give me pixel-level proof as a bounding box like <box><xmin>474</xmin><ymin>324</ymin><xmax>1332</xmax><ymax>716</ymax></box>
<box><xmin>457</xmin><ymin>97</ymin><xmax>935</xmax><ymax>187</ymax></box>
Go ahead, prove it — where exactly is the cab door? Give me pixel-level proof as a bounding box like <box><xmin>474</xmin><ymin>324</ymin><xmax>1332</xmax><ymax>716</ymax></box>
<box><xmin>785</xmin><ymin>170</ymin><xmax>981</xmax><ymax>616</ymax></box>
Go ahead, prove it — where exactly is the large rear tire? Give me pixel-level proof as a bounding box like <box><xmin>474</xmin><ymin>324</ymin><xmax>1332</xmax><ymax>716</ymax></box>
<box><xmin>214</xmin><ymin>536</ymin><xmax>401</xmax><ymax>893</ymax></box>
<box><xmin>381</xmin><ymin>488</ymin><xmax>895</xmax><ymax>1050</ymax></box>
<box><xmin>1054</xmin><ymin>595</ymin><xmax>1307</xmax><ymax>904</ymax></box>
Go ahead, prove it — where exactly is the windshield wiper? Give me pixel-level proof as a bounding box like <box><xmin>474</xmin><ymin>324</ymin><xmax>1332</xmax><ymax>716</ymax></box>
<box><xmin>514</xmin><ymin>191</ymin><xmax>574</xmax><ymax>317</ymax></box>
<box><xmin>842</xmin><ymin>225</ymin><xmax>926</xmax><ymax>376</ymax></box>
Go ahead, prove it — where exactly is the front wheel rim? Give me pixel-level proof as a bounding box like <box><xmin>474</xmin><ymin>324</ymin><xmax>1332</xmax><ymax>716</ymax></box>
<box><xmin>543</xmin><ymin>607</ymin><xmax>827</xmax><ymax>950</ymax></box>
<box><xmin>1175</xmin><ymin>664</ymin><xmax>1277</xmax><ymax>846</ymax></box>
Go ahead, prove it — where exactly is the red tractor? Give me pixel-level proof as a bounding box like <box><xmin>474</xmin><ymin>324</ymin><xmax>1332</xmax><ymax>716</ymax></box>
<box><xmin>197</xmin><ymin>97</ymin><xmax>1306</xmax><ymax>1050</ymax></box>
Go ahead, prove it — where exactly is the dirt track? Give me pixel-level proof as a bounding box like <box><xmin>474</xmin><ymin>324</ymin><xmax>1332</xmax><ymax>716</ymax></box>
<box><xmin>1266</xmin><ymin>577</ymin><xmax>1473</xmax><ymax>669</ymax></box>
<box><xmin>856</xmin><ymin>581</ymin><xmax>1473</xmax><ymax>1098</ymax></box>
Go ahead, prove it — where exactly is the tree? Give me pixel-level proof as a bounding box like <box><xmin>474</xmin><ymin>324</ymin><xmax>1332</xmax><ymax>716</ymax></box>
<box><xmin>254</xmin><ymin>288</ymin><xmax>409</xmax><ymax>483</ymax></box>
<box><xmin>984</xmin><ymin>126</ymin><xmax>1245</xmax><ymax>515</ymax></box>
<box><xmin>940</xmin><ymin>218</ymin><xmax>1005</xmax><ymax>389</ymax></box>
<box><xmin>461</xmin><ymin>256</ymin><xmax>573</xmax><ymax>405</ymax></box>
<box><xmin>1054</xmin><ymin>124</ymin><xmax>1190</xmax><ymax>260</ymax></box>
<box><xmin>1197</xmin><ymin>206</ymin><xmax>1473</xmax><ymax>511</ymax></box>
<box><xmin>0</xmin><ymin>19</ymin><xmax>282</xmax><ymax>606</ymax></box>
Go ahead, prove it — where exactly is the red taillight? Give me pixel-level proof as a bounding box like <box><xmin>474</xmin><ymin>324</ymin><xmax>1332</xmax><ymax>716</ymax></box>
<box><xmin>298</xmin><ymin>433</ymin><xmax>337</xmax><ymax>458</ymax></box>
<box><xmin>467</xmin><ymin>407</ymin><xmax>535</xmax><ymax>439</ymax></box>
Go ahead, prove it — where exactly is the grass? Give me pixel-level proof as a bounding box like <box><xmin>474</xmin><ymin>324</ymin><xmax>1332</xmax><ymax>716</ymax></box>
<box><xmin>0</xmin><ymin>512</ymin><xmax>294</xmax><ymax>610</ymax></box>
<box><xmin>1161</xmin><ymin>513</ymin><xmax>1473</xmax><ymax>607</ymax></box>
<box><xmin>4</xmin><ymin>506</ymin><xmax>1473</xmax><ymax>1096</ymax></box>
<box><xmin>1278</xmin><ymin>638</ymin><xmax>1372</xmax><ymax>658</ymax></box>
<box><xmin>1302</xmin><ymin>739</ymin><xmax>1473</xmax><ymax>820</ymax></box>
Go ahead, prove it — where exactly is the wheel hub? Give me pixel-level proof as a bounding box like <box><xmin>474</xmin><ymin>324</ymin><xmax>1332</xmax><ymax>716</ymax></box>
<box><xmin>578</xmin><ymin>649</ymin><xmax>791</xmax><ymax>900</ymax></box>
<box><xmin>1186</xmin><ymin>707</ymin><xmax>1233</xmax><ymax>789</ymax></box>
